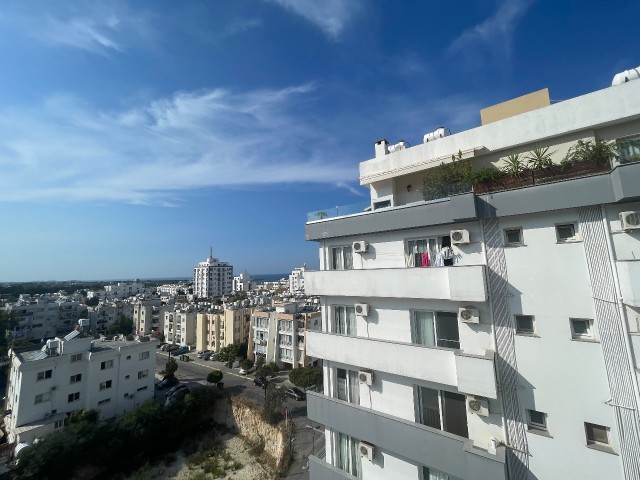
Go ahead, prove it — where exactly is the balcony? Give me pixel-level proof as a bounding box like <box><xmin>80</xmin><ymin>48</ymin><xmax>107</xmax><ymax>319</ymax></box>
<box><xmin>308</xmin><ymin>455</ymin><xmax>355</xmax><ymax>480</ymax></box>
<box><xmin>307</xmin><ymin>392</ymin><xmax>506</xmax><ymax>480</ymax></box>
<box><xmin>307</xmin><ymin>331</ymin><xmax>497</xmax><ymax>398</ymax></box>
<box><xmin>305</xmin><ymin>266</ymin><xmax>487</xmax><ymax>303</ymax></box>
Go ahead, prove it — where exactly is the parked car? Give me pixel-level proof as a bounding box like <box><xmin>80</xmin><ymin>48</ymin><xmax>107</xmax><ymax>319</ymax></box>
<box><xmin>157</xmin><ymin>342</ymin><xmax>167</xmax><ymax>349</ymax></box>
<box><xmin>196</xmin><ymin>350</ymin><xmax>210</xmax><ymax>358</ymax></box>
<box><xmin>254</xmin><ymin>376</ymin><xmax>269</xmax><ymax>388</ymax></box>
<box><xmin>156</xmin><ymin>376</ymin><xmax>179</xmax><ymax>390</ymax></box>
<box><xmin>165</xmin><ymin>386</ymin><xmax>189</xmax><ymax>407</ymax></box>
<box><xmin>284</xmin><ymin>387</ymin><xmax>306</xmax><ymax>401</ymax></box>
<box><xmin>239</xmin><ymin>366</ymin><xmax>254</xmax><ymax>375</ymax></box>
<box><xmin>175</xmin><ymin>346</ymin><xmax>189</xmax><ymax>355</ymax></box>
<box><xmin>166</xmin><ymin>384</ymin><xmax>189</xmax><ymax>397</ymax></box>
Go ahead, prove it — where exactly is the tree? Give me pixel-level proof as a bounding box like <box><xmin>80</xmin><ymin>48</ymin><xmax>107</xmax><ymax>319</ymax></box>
<box><xmin>262</xmin><ymin>384</ymin><xmax>285</xmax><ymax>425</ymax></box>
<box><xmin>255</xmin><ymin>356</ymin><xmax>265</xmax><ymax>369</ymax></box>
<box><xmin>256</xmin><ymin>361</ymin><xmax>279</xmax><ymax>378</ymax></box>
<box><xmin>240</xmin><ymin>358</ymin><xmax>254</xmax><ymax>370</ymax></box>
<box><xmin>217</xmin><ymin>342</ymin><xmax>247</xmax><ymax>362</ymax></box>
<box><xmin>85</xmin><ymin>296</ymin><xmax>99</xmax><ymax>307</ymax></box>
<box><xmin>160</xmin><ymin>357</ymin><xmax>178</xmax><ymax>378</ymax></box>
<box><xmin>289</xmin><ymin>365</ymin><xmax>323</xmax><ymax>389</ymax></box>
<box><xmin>207</xmin><ymin>370</ymin><xmax>223</xmax><ymax>384</ymax></box>
<box><xmin>107</xmin><ymin>314</ymin><xmax>134</xmax><ymax>335</ymax></box>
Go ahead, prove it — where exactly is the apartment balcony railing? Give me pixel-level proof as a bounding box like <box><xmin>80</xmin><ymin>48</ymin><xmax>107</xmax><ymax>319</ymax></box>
<box><xmin>307</xmin><ymin>392</ymin><xmax>506</xmax><ymax>480</ymax></box>
<box><xmin>307</xmin><ymin>201</ymin><xmax>371</xmax><ymax>223</ymax></box>
<box><xmin>307</xmin><ymin>330</ymin><xmax>497</xmax><ymax>399</ymax></box>
<box><xmin>305</xmin><ymin>266</ymin><xmax>487</xmax><ymax>303</ymax></box>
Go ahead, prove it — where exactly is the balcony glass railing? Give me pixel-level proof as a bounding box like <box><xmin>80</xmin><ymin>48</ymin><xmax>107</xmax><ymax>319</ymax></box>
<box><xmin>307</xmin><ymin>201</ymin><xmax>370</xmax><ymax>222</ymax></box>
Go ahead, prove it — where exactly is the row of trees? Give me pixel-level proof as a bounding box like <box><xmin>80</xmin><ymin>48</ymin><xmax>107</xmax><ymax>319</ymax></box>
<box><xmin>12</xmin><ymin>388</ymin><xmax>219</xmax><ymax>480</ymax></box>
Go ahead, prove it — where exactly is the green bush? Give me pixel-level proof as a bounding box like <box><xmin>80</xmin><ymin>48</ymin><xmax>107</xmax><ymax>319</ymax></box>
<box><xmin>466</xmin><ymin>166</ymin><xmax>504</xmax><ymax>184</ymax></box>
<box><xmin>288</xmin><ymin>365</ymin><xmax>323</xmax><ymax>389</ymax></box>
<box><xmin>422</xmin><ymin>153</ymin><xmax>472</xmax><ymax>201</ymax></box>
<box><xmin>240</xmin><ymin>358</ymin><xmax>254</xmax><ymax>370</ymax></box>
<box><xmin>207</xmin><ymin>370</ymin><xmax>224</xmax><ymax>384</ymax></box>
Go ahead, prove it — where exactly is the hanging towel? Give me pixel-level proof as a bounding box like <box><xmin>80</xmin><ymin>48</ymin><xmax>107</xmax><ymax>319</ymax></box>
<box><xmin>405</xmin><ymin>253</ymin><xmax>415</xmax><ymax>267</ymax></box>
<box><xmin>433</xmin><ymin>251</ymin><xmax>445</xmax><ymax>267</ymax></box>
<box><xmin>421</xmin><ymin>251</ymin><xmax>430</xmax><ymax>267</ymax></box>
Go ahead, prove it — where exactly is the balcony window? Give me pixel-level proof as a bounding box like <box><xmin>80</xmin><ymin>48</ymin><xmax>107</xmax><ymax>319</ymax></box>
<box><xmin>411</xmin><ymin>311</ymin><xmax>460</xmax><ymax>349</ymax></box>
<box><xmin>617</xmin><ymin>136</ymin><xmax>640</xmax><ymax>164</ymax></box>
<box><xmin>336</xmin><ymin>368</ymin><xmax>359</xmax><ymax>405</ymax></box>
<box><xmin>406</xmin><ymin>236</ymin><xmax>453</xmax><ymax>267</ymax></box>
<box><xmin>334</xmin><ymin>306</ymin><xmax>356</xmax><ymax>336</ymax></box>
<box><xmin>336</xmin><ymin>433</ymin><xmax>361</xmax><ymax>478</ymax></box>
<box><xmin>331</xmin><ymin>245</ymin><xmax>353</xmax><ymax>270</ymax></box>
<box><xmin>422</xmin><ymin>466</ymin><xmax>460</xmax><ymax>480</ymax></box>
<box><xmin>416</xmin><ymin>386</ymin><xmax>468</xmax><ymax>438</ymax></box>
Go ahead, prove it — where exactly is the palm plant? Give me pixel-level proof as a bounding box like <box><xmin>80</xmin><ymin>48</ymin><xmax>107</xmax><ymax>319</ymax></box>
<box><xmin>526</xmin><ymin>146</ymin><xmax>556</xmax><ymax>170</ymax></box>
<box><xmin>501</xmin><ymin>152</ymin><xmax>527</xmax><ymax>177</ymax></box>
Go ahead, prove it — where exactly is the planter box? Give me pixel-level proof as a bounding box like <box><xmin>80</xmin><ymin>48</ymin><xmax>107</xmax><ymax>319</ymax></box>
<box><xmin>474</xmin><ymin>159</ymin><xmax>610</xmax><ymax>195</ymax></box>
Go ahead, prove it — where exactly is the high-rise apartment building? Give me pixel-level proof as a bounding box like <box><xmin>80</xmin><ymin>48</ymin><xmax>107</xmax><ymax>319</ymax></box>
<box><xmin>289</xmin><ymin>266</ymin><xmax>306</xmax><ymax>294</ymax></box>
<box><xmin>193</xmin><ymin>250</ymin><xmax>233</xmax><ymax>298</ymax></box>
<box><xmin>304</xmin><ymin>76</ymin><xmax>640</xmax><ymax>479</ymax></box>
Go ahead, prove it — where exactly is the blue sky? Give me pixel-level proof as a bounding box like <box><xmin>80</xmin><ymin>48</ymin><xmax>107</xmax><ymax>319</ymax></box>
<box><xmin>0</xmin><ymin>0</ymin><xmax>638</xmax><ymax>281</ymax></box>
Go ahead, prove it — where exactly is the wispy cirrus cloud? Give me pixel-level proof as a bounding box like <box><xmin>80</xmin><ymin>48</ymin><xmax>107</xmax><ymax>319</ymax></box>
<box><xmin>265</xmin><ymin>0</ymin><xmax>361</xmax><ymax>40</ymax></box>
<box><xmin>0</xmin><ymin>84</ymin><xmax>359</xmax><ymax>205</ymax></box>
<box><xmin>448</xmin><ymin>0</ymin><xmax>533</xmax><ymax>61</ymax></box>
<box><xmin>0</xmin><ymin>1</ymin><xmax>155</xmax><ymax>54</ymax></box>
<box><xmin>220</xmin><ymin>18</ymin><xmax>262</xmax><ymax>38</ymax></box>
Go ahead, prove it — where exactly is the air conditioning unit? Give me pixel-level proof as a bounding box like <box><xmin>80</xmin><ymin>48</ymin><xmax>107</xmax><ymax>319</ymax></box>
<box><xmin>620</xmin><ymin>211</ymin><xmax>640</xmax><ymax>230</ymax></box>
<box><xmin>467</xmin><ymin>395</ymin><xmax>489</xmax><ymax>417</ymax></box>
<box><xmin>458</xmin><ymin>307</ymin><xmax>480</xmax><ymax>324</ymax></box>
<box><xmin>352</xmin><ymin>241</ymin><xmax>368</xmax><ymax>253</ymax></box>
<box><xmin>354</xmin><ymin>303</ymin><xmax>370</xmax><ymax>316</ymax></box>
<box><xmin>359</xmin><ymin>441</ymin><xmax>375</xmax><ymax>461</ymax></box>
<box><xmin>450</xmin><ymin>229</ymin><xmax>470</xmax><ymax>244</ymax></box>
<box><xmin>358</xmin><ymin>370</ymin><xmax>374</xmax><ymax>386</ymax></box>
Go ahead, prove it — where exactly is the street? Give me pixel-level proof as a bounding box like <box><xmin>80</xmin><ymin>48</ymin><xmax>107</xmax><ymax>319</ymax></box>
<box><xmin>155</xmin><ymin>352</ymin><xmax>324</xmax><ymax>479</ymax></box>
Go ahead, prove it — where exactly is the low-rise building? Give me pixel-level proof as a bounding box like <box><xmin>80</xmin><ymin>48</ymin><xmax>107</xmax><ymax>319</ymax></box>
<box><xmin>249</xmin><ymin>302</ymin><xmax>320</xmax><ymax>368</ymax></box>
<box><xmin>196</xmin><ymin>305</ymin><xmax>253</xmax><ymax>352</ymax></box>
<box><xmin>164</xmin><ymin>307</ymin><xmax>197</xmax><ymax>347</ymax></box>
<box><xmin>132</xmin><ymin>299</ymin><xmax>164</xmax><ymax>335</ymax></box>
<box><xmin>5</xmin><ymin>328</ymin><xmax>156</xmax><ymax>445</ymax></box>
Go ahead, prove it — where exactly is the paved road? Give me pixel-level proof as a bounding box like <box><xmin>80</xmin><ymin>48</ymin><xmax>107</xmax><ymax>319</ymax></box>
<box><xmin>155</xmin><ymin>351</ymin><xmax>324</xmax><ymax>479</ymax></box>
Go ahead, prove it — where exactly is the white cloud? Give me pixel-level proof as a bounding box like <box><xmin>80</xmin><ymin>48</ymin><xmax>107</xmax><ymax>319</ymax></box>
<box><xmin>265</xmin><ymin>0</ymin><xmax>361</xmax><ymax>40</ymax></box>
<box><xmin>0</xmin><ymin>2</ymin><xmax>154</xmax><ymax>54</ymax></box>
<box><xmin>0</xmin><ymin>85</ymin><xmax>359</xmax><ymax>205</ymax></box>
<box><xmin>220</xmin><ymin>18</ymin><xmax>262</xmax><ymax>38</ymax></box>
<box><xmin>448</xmin><ymin>0</ymin><xmax>533</xmax><ymax>60</ymax></box>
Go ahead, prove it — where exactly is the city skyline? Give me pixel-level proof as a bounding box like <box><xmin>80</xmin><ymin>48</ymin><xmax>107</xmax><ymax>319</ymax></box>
<box><xmin>1</xmin><ymin>0</ymin><xmax>639</xmax><ymax>281</ymax></box>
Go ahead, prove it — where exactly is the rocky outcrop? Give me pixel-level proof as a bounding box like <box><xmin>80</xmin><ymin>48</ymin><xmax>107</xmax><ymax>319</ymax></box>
<box><xmin>213</xmin><ymin>396</ymin><xmax>292</xmax><ymax>471</ymax></box>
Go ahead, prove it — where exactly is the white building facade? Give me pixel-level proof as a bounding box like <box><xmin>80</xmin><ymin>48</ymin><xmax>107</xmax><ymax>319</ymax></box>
<box><xmin>249</xmin><ymin>302</ymin><xmax>320</xmax><ymax>368</ymax></box>
<box><xmin>233</xmin><ymin>272</ymin><xmax>252</xmax><ymax>292</ymax></box>
<box><xmin>304</xmin><ymin>77</ymin><xmax>640</xmax><ymax>480</ymax></box>
<box><xmin>164</xmin><ymin>308</ymin><xmax>197</xmax><ymax>347</ymax></box>
<box><xmin>6</xmin><ymin>330</ymin><xmax>156</xmax><ymax>445</ymax></box>
<box><xmin>193</xmin><ymin>252</ymin><xmax>233</xmax><ymax>298</ymax></box>
<box><xmin>289</xmin><ymin>266</ymin><xmax>306</xmax><ymax>294</ymax></box>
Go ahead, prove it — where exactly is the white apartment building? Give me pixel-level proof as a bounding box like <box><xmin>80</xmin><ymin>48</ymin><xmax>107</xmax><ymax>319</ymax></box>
<box><xmin>5</xmin><ymin>295</ymin><xmax>85</xmax><ymax>340</ymax></box>
<box><xmin>193</xmin><ymin>251</ymin><xmax>233</xmax><ymax>298</ymax></box>
<box><xmin>132</xmin><ymin>299</ymin><xmax>164</xmax><ymax>335</ymax></box>
<box><xmin>304</xmin><ymin>75</ymin><xmax>640</xmax><ymax>480</ymax></box>
<box><xmin>87</xmin><ymin>302</ymin><xmax>118</xmax><ymax>333</ymax></box>
<box><xmin>233</xmin><ymin>272</ymin><xmax>253</xmax><ymax>292</ymax></box>
<box><xmin>5</xmin><ymin>328</ymin><xmax>156</xmax><ymax>445</ymax></box>
<box><xmin>164</xmin><ymin>308</ymin><xmax>197</xmax><ymax>347</ymax></box>
<box><xmin>104</xmin><ymin>281</ymin><xmax>147</xmax><ymax>300</ymax></box>
<box><xmin>248</xmin><ymin>302</ymin><xmax>320</xmax><ymax>368</ymax></box>
<box><xmin>289</xmin><ymin>266</ymin><xmax>306</xmax><ymax>294</ymax></box>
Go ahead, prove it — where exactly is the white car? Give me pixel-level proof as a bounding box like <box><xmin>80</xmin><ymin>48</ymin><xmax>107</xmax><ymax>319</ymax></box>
<box><xmin>239</xmin><ymin>366</ymin><xmax>254</xmax><ymax>375</ymax></box>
